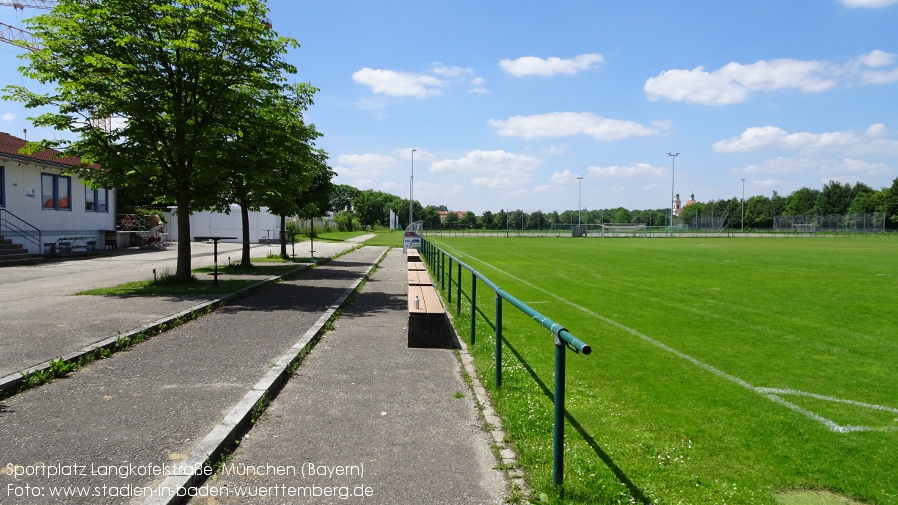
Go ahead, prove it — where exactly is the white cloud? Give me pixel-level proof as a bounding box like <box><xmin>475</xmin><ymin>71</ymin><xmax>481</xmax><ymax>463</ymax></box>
<box><xmin>734</xmin><ymin>156</ymin><xmax>890</xmax><ymax>180</ymax></box>
<box><xmin>431</xmin><ymin>150</ymin><xmax>542</xmax><ymax>189</ymax></box>
<box><xmin>352</xmin><ymin>68</ymin><xmax>445</xmax><ymax>97</ymax></box>
<box><xmin>432</xmin><ymin>65</ymin><xmax>474</xmax><ymax>78</ymax></box>
<box><xmin>334</xmin><ymin>153</ymin><xmax>398</xmax><ymax>179</ymax></box>
<box><xmin>645</xmin><ymin>50</ymin><xmax>898</xmax><ymax>105</ymax></box>
<box><xmin>840</xmin><ymin>0</ymin><xmax>898</xmax><ymax>7</ymax></box>
<box><xmin>353</xmin><ymin>64</ymin><xmax>486</xmax><ymax>97</ymax></box>
<box><xmin>587</xmin><ymin>163</ymin><xmax>668</xmax><ymax>179</ymax></box>
<box><xmin>500</xmin><ymin>53</ymin><xmax>604</xmax><ymax>77</ymax></box>
<box><xmin>488</xmin><ymin>112</ymin><xmax>668</xmax><ymax>141</ymax></box>
<box><xmin>468</xmin><ymin>77</ymin><xmax>488</xmax><ymax>94</ymax></box>
<box><xmin>1</xmin><ymin>112</ymin><xmax>15</xmax><ymax>122</ymax></box>
<box><xmin>713</xmin><ymin>123</ymin><xmax>898</xmax><ymax>156</ymax></box>
<box><xmin>551</xmin><ymin>169</ymin><xmax>582</xmax><ymax>183</ymax></box>
<box><xmin>397</xmin><ymin>148</ymin><xmax>436</xmax><ymax>162</ymax></box>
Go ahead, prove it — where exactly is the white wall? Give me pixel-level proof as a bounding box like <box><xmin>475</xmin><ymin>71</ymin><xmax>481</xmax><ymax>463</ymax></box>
<box><xmin>167</xmin><ymin>205</ymin><xmax>281</xmax><ymax>244</ymax></box>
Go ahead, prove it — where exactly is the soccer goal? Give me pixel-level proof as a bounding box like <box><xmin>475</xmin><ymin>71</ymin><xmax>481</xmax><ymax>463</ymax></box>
<box><xmin>601</xmin><ymin>223</ymin><xmax>647</xmax><ymax>237</ymax></box>
<box><xmin>793</xmin><ymin>223</ymin><xmax>817</xmax><ymax>234</ymax></box>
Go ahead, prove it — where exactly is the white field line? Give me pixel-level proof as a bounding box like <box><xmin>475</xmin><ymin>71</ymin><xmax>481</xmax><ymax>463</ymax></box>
<box><xmin>440</xmin><ymin>243</ymin><xmax>898</xmax><ymax>434</ymax></box>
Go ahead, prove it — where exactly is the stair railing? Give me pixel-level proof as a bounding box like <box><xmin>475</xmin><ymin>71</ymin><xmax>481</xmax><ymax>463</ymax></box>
<box><xmin>0</xmin><ymin>208</ymin><xmax>43</xmax><ymax>254</ymax></box>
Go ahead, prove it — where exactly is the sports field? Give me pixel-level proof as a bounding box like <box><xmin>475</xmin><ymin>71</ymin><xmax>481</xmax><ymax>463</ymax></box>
<box><xmin>427</xmin><ymin>236</ymin><xmax>898</xmax><ymax>505</ymax></box>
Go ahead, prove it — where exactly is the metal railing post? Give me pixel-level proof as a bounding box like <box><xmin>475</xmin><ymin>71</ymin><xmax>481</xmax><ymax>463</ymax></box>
<box><xmin>456</xmin><ymin>262</ymin><xmax>462</xmax><ymax>314</ymax></box>
<box><xmin>553</xmin><ymin>335</ymin><xmax>567</xmax><ymax>486</ymax></box>
<box><xmin>448</xmin><ymin>256</ymin><xmax>453</xmax><ymax>304</ymax></box>
<box><xmin>470</xmin><ymin>275</ymin><xmax>477</xmax><ymax>344</ymax></box>
<box><xmin>495</xmin><ymin>293</ymin><xmax>502</xmax><ymax>388</ymax></box>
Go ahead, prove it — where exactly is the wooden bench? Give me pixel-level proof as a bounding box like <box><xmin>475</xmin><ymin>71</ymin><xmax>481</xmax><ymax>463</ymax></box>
<box><xmin>406</xmin><ymin>255</ymin><xmax>453</xmax><ymax>348</ymax></box>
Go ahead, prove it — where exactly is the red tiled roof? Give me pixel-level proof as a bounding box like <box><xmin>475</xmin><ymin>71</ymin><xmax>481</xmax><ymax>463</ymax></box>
<box><xmin>438</xmin><ymin>210</ymin><xmax>467</xmax><ymax>220</ymax></box>
<box><xmin>0</xmin><ymin>131</ymin><xmax>94</xmax><ymax>168</ymax></box>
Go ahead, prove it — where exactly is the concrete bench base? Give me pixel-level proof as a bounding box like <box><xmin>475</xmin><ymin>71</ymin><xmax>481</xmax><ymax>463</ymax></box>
<box><xmin>408</xmin><ymin>312</ymin><xmax>455</xmax><ymax>349</ymax></box>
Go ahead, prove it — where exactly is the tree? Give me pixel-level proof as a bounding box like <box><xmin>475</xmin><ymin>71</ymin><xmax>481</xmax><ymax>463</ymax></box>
<box><xmin>217</xmin><ymin>83</ymin><xmax>324</xmax><ymax>266</ymax></box>
<box><xmin>5</xmin><ymin>0</ymin><xmax>298</xmax><ymax>280</ymax></box>
<box><xmin>816</xmin><ymin>181</ymin><xmax>853</xmax><ymax>216</ymax></box>
<box><xmin>461</xmin><ymin>211</ymin><xmax>477</xmax><ymax>229</ymax></box>
<box><xmin>784</xmin><ymin>187</ymin><xmax>820</xmax><ymax>216</ymax></box>
<box><xmin>288</xmin><ymin>166</ymin><xmax>334</xmax><ymax>258</ymax></box>
<box><xmin>443</xmin><ymin>211</ymin><xmax>459</xmax><ymax>229</ymax></box>
<box><xmin>419</xmin><ymin>205</ymin><xmax>441</xmax><ymax>230</ymax></box>
<box><xmin>480</xmin><ymin>210</ymin><xmax>494</xmax><ymax>230</ymax></box>
<box><xmin>886</xmin><ymin>178</ymin><xmax>898</xmax><ymax>228</ymax></box>
<box><xmin>330</xmin><ymin>184</ymin><xmax>360</xmax><ymax>212</ymax></box>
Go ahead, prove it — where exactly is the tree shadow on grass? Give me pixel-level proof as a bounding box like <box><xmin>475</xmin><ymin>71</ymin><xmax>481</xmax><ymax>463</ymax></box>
<box><xmin>502</xmin><ymin>338</ymin><xmax>653</xmax><ymax>505</ymax></box>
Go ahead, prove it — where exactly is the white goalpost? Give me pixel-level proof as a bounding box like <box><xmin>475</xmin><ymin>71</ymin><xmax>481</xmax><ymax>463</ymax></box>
<box><xmin>600</xmin><ymin>223</ymin><xmax>648</xmax><ymax>238</ymax></box>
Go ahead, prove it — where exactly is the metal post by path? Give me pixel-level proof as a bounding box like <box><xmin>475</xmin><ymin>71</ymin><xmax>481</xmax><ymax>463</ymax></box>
<box><xmin>470</xmin><ymin>275</ymin><xmax>477</xmax><ymax>344</ymax></box>
<box><xmin>495</xmin><ymin>293</ymin><xmax>503</xmax><ymax>388</ymax></box>
<box><xmin>553</xmin><ymin>334</ymin><xmax>566</xmax><ymax>486</ymax></box>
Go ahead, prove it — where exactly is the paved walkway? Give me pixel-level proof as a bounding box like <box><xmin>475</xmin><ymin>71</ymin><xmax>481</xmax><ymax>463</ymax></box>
<box><xmin>193</xmin><ymin>249</ymin><xmax>505</xmax><ymax>505</ymax></box>
<box><xmin>0</xmin><ymin>237</ymin><xmax>366</xmax><ymax>379</ymax></box>
<box><xmin>0</xmin><ymin>244</ymin><xmax>509</xmax><ymax>504</ymax></box>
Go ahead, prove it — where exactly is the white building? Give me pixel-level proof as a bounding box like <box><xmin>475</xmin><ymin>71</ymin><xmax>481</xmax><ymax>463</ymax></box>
<box><xmin>0</xmin><ymin>131</ymin><xmax>116</xmax><ymax>255</ymax></box>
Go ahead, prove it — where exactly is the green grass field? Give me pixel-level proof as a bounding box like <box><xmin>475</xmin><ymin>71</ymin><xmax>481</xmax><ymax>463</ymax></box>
<box><xmin>426</xmin><ymin>236</ymin><xmax>898</xmax><ymax>505</ymax></box>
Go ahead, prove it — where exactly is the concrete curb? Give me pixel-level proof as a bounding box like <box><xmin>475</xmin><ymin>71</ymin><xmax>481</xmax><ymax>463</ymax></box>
<box><xmin>142</xmin><ymin>247</ymin><xmax>388</xmax><ymax>505</ymax></box>
<box><xmin>0</xmin><ymin>246</ymin><xmax>367</xmax><ymax>398</ymax></box>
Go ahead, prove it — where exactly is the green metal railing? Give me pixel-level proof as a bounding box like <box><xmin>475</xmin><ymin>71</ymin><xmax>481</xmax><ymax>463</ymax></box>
<box><xmin>420</xmin><ymin>238</ymin><xmax>591</xmax><ymax>487</ymax></box>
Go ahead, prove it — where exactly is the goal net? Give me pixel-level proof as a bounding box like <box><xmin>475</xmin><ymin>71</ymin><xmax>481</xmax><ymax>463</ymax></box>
<box><xmin>601</xmin><ymin>223</ymin><xmax>647</xmax><ymax>237</ymax></box>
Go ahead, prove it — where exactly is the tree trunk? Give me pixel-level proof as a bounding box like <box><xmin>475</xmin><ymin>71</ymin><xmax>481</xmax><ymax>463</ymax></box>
<box><xmin>240</xmin><ymin>203</ymin><xmax>251</xmax><ymax>267</ymax></box>
<box><xmin>176</xmin><ymin>193</ymin><xmax>192</xmax><ymax>281</ymax></box>
<box><xmin>279</xmin><ymin>215</ymin><xmax>288</xmax><ymax>259</ymax></box>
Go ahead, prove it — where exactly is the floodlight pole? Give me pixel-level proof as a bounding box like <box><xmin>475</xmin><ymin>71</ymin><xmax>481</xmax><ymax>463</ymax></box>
<box><xmin>741</xmin><ymin>178</ymin><xmax>746</xmax><ymax>232</ymax></box>
<box><xmin>577</xmin><ymin>176</ymin><xmax>584</xmax><ymax>226</ymax></box>
<box><xmin>667</xmin><ymin>152</ymin><xmax>679</xmax><ymax>236</ymax></box>
<box><xmin>409</xmin><ymin>149</ymin><xmax>416</xmax><ymax>227</ymax></box>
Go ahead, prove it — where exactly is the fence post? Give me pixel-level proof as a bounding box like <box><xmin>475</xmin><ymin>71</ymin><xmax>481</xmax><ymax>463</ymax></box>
<box><xmin>440</xmin><ymin>251</ymin><xmax>445</xmax><ymax>288</ymax></box>
<box><xmin>456</xmin><ymin>262</ymin><xmax>462</xmax><ymax>314</ymax></box>
<box><xmin>495</xmin><ymin>293</ymin><xmax>502</xmax><ymax>388</ymax></box>
<box><xmin>448</xmin><ymin>256</ymin><xmax>453</xmax><ymax>304</ymax></box>
<box><xmin>470</xmin><ymin>275</ymin><xmax>477</xmax><ymax>345</ymax></box>
<box><xmin>553</xmin><ymin>334</ymin><xmax>566</xmax><ymax>486</ymax></box>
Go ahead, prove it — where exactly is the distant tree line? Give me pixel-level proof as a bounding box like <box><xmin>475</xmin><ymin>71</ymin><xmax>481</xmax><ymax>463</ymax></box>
<box><xmin>332</xmin><ymin>178</ymin><xmax>898</xmax><ymax>232</ymax></box>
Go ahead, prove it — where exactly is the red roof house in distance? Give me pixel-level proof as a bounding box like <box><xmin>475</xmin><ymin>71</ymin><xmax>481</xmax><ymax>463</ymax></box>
<box><xmin>438</xmin><ymin>210</ymin><xmax>467</xmax><ymax>221</ymax></box>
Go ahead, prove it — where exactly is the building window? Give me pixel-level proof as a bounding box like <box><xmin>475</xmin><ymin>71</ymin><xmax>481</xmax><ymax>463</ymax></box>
<box><xmin>85</xmin><ymin>186</ymin><xmax>108</xmax><ymax>212</ymax></box>
<box><xmin>42</xmin><ymin>173</ymin><xmax>71</xmax><ymax>210</ymax></box>
<box><xmin>0</xmin><ymin>166</ymin><xmax>5</xmax><ymax>208</ymax></box>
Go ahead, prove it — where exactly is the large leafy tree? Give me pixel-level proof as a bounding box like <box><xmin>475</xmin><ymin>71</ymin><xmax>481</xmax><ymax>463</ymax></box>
<box><xmin>5</xmin><ymin>0</ymin><xmax>297</xmax><ymax>280</ymax></box>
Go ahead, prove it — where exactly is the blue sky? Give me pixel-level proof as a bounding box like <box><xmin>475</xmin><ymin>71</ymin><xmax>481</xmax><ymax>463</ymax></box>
<box><xmin>2</xmin><ymin>0</ymin><xmax>898</xmax><ymax>214</ymax></box>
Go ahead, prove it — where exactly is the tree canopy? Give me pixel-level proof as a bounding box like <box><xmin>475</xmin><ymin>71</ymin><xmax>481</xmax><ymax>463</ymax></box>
<box><xmin>4</xmin><ymin>0</ymin><xmax>306</xmax><ymax>279</ymax></box>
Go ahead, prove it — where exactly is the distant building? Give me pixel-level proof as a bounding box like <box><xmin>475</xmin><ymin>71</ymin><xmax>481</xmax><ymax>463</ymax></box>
<box><xmin>674</xmin><ymin>192</ymin><xmax>697</xmax><ymax>215</ymax></box>
<box><xmin>438</xmin><ymin>210</ymin><xmax>467</xmax><ymax>221</ymax></box>
<box><xmin>0</xmin><ymin>131</ymin><xmax>116</xmax><ymax>254</ymax></box>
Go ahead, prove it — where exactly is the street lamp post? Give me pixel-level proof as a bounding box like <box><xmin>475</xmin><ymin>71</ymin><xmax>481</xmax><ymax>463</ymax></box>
<box><xmin>409</xmin><ymin>148</ymin><xmax>416</xmax><ymax>227</ymax></box>
<box><xmin>576</xmin><ymin>176</ymin><xmax>584</xmax><ymax>226</ymax></box>
<box><xmin>667</xmin><ymin>152</ymin><xmax>679</xmax><ymax>234</ymax></box>
<box><xmin>741</xmin><ymin>178</ymin><xmax>746</xmax><ymax>232</ymax></box>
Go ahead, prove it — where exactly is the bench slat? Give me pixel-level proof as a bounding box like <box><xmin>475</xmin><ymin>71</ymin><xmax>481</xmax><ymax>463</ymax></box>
<box><xmin>408</xmin><ymin>284</ymin><xmax>444</xmax><ymax>314</ymax></box>
<box><xmin>407</xmin><ymin>269</ymin><xmax>434</xmax><ymax>286</ymax></box>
